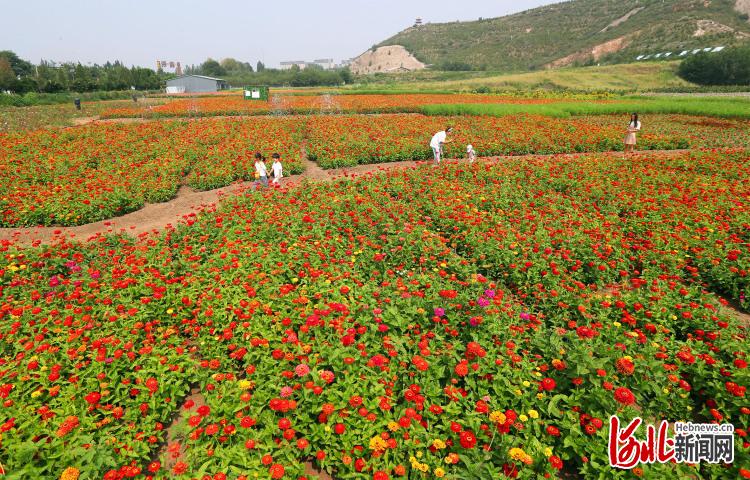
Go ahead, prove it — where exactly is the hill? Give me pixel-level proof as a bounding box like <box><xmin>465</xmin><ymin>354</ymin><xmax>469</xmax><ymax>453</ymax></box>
<box><xmin>346</xmin><ymin>62</ymin><xmax>693</xmax><ymax>92</ymax></box>
<box><xmin>375</xmin><ymin>0</ymin><xmax>750</xmax><ymax>71</ymax></box>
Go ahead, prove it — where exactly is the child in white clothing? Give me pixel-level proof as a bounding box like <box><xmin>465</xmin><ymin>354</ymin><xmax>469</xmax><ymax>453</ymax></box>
<box><xmin>271</xmin><ymin>153</ymin><xmax>283</xmax><ymax>185</ymax></box>
<box><xmin>467</xmin><ymin>144</ymin><xmax>476</xmax><ymax>163</ymax></box>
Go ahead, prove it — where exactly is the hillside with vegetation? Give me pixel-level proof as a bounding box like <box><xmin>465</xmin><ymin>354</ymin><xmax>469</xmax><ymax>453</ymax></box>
<box><xmin>377</xmin><ymin>0</ymin><xmax>750</xmax><ymax>71</ymax></box>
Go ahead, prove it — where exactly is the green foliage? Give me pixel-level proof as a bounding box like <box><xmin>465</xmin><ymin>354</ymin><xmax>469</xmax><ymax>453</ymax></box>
<box><xmin>199</xmin><ymin>58</ymin><xmax>226</xmax><ymax>77</ymax></box>
<box><xmin>438</xmin><ymin>61</ymin><xmax>474</xmax><ymax>71</ymax></box>
<box><xmin>421</xmin><ymin>96</ymin><xmax>750</xmax><ymax>119</ymax></box>
<box><xmin>0</xmin><ymin>51</ymin><xmax>164</xmax><ymax>93</ymax></box>
<box><xmin>377</xmin><ymin>0</ymin><xmax>750</xmax><ymax>71</ymax></box>
<box><xmin>677</xmin><ymin>46</ymin><xmax>750</xmax><ymax>85</ymax></box>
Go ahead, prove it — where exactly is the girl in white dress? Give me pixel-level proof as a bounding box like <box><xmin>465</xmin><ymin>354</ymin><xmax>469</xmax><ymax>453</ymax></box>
<box><xmin>624</xmin><ymin>113</ymin><xmax>641</xmax><ymax>154</ymax></box>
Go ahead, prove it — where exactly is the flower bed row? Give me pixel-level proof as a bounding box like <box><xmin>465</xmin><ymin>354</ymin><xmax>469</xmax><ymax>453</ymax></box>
<box><xmin>2</xmin><ymin>114</ymin><xmax>749</xmax><ymax>227</ymax></box>
<box><xmin>0</xmin><ymin>149</ymin><xmax>747</xmax><ymax>479</ymax></box>
<box><xmin>306</xmin><ymin>114</ymin><xmax>750</xmax><ymax>169</ymax></box>
<box><xmin>99</xmin><ymin>94</ymin><xmax>569</xmax><ymax>119</ymax></box>
<box><xmin>0</xmin><ymin>118</ymin><xmax>303</xmax><ymax>227</ymax></box>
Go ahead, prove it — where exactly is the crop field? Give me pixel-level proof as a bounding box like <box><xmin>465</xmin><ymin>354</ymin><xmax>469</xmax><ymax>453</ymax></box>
<box><xmin>0</xmin><ymin>90</ymin><xmax>749</xmax><ymax>480</ymax></box>
<box><xmin>1</xmin><ymin>148</ymin><xmax>749</xmax><ymax>479</ymax></box>
<box><xmin>3</xmin><ymin>112</ymin><xmax>750</xmax><ymax>226</ymax></box>
<box><xmin>98</xmin><ymin>94</ymin><xmax>575</xmax><ymax>119</ymax></box>
<box><xmin>0</xmin><ymin>118</ymin><xmax>304</xmax><ymax>227</ymax></box>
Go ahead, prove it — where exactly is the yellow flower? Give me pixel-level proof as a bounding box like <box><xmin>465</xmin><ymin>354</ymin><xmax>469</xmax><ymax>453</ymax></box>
<box><xmin>537</xmin><ymin>393</ymin><xmax>545</xmax><ymax>400</ymax></box>
<box><xmin>613</xmin><ymin>321</ymin><xmax>621</xmax><ymax>327</ymax></box>
<box><xmin>60</xmin><ymin>467</ymin><xmax>80</xmax><ymax>480</ymax></box>
<box><xmin>432</xmin><ymin>438</ymin><xmax>447</xmax><ymax>450</ymax></box>
<box><xmin>522</xmin><ymin>381</ymin><xmax>531</xmax><ymax>388</ymax></box>
<box><xmin>369</xmin><ymin>435</ymin><xmax>388</xmax><ymax>453</ymax></box>
<box><xmin>238</xmin><ymin>380</ymin><xmax>252</xmax><ymax>390</ymax></box>
<box><xmin>519</xmin><ymin>414</ymin><xmax>528</xmax><ymax>422</ymax></box>
<box><xmin>434</xmin><ymin>467</ymin><xmax>446</xmax><ymax>478</ymax></box>
<box><xmin>514</xmin><ymin>389</ymin><xmax>522</xmax><ymax>396</ymax></box>
<box><xmin>387</xmin><ymin>421</ymin><xmax>400</xmax><ymax>432</ymax></box>
<box><xmin>509</xmin><ymin>447</ymin><xmax>533</xmax><ymax>465</ymax></box>
<box><xmin>528</xmin><ymin>409</ymin><xmax>539</xmax><ymax>419</ymax></box>
<box><xmin>544</xmin><ymin>447</ymin><xmax>553</xmax><ymax>457</ymax></box>
<box><xmin>31</xmin><ymin>390</ymin><xmax>42</xmax><ymax>398</ymax></box>
<box><xmin>489</xmin><ymin>411</ymin><xmax>507</xmax><ymax>424</ymax></box>
<box><xmin>416</xmin><ymin>451</ymin><xmax>423</xmax><ymax>459</ymax></box>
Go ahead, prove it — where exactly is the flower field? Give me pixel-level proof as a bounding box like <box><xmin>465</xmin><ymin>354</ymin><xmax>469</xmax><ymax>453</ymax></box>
<box><xmin>0</xmin><ymin>118</ymin><xmax>303</xmax><ymax>227</ymax></box>
<box><xmin>0</xmin><ymin>148</ymin><xmax>748</xmax><ymax>479</ymax></box>
<box><xmin>3</xmin><ymin>113</ymin><xmax>750</xmax><ymax>227</ymax></box>
<box><xmin>305</xmin><ymin>114</ymin><xmax>750</xmax><ymax>169</ymax></box>
<box><xmin>304</xmin><ymin>114</ymin><xmax>691</xmax><ymax>169</ymax></box>
<box><xmin>99</xmin><ymin>94</ymin><xmax>568</xmax><ymax>119</ymax></box>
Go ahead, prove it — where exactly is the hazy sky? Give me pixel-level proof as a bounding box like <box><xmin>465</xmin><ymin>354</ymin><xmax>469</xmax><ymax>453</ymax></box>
<box><xmin>3</xmin><ymin>0</ymin><xmax>560</xmax><ymax>68</ymax></box>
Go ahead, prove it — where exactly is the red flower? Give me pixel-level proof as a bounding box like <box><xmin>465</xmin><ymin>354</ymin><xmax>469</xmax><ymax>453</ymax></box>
<box><xmin>549</xmin><ymin>456</ymin><xmax>563</xmax><ymax>470</ymax></box>
<box><xmin>269</xmin><ymin>464</ymin><xmax>285</xmax><ymax>479</ymax></box>
<box><xmin>614</xmin><ymin>387</ymin><xmax>636</xmax><ymax>405</ymax></box>
<box><xmin>459</xmin><ymin>430</ymin><xmax>476</xmax><ymax>449</ymax></box>
<box><xmin>172</xmin><ymin>462</ymin><xmax>188</xmax><ymax>475</ymax></box>
<box><xmin>539</xmin><ymin>378</ymin><xmax>556</xmax><ymax>391</ymax></box>
<box><xmin>84</xmin><ymin>392</ymin><xmax>101</xmax><ymax>404</ymax></box>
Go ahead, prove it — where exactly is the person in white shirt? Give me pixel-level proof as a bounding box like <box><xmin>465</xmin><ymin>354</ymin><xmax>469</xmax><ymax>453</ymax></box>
<box><xmin>254</xmin><ymin>152</ymin><xmax>268</xmax><ymax>187</ymax></box>
<box><xmin>467</xmin><ymin>144</ymin><xmax>476</xmax><ymax>164</ymax></box>
<box><xmin>624</xmin><ymin>113</ymin><xmax>641</xmax><ymax>154</ymax></box>
<box><xmin>429</xmin><ymin>126</ymin><xmax>453</xmax><ymax>165</ymax></box>
<box><xmin>271</xmin><ymin>153</ymin><xmax>283</xmax><ymax>185</ymax></box>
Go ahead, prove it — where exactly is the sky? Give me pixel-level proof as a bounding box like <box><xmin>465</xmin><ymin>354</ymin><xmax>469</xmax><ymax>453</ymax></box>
<box><xmin>2</xmin><ymin>0</ymin><xmax>560</xmax><ymax>69</ymax></box>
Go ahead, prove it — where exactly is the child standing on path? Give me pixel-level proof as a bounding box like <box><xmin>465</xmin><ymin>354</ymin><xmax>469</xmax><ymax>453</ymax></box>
<box><xmin>271</xmin><ymin>153</ymin><xmax>283</xmax><ymax>185</ymax></box>
<box><xmin>467</xmin><ymin>144</ymin><xmax>476</xmax><ymax>163</ymax></box>
<box><xmin>254</xmin><ymin>152</ymin><xmax>269</xmax><ymax>188</ymax></box>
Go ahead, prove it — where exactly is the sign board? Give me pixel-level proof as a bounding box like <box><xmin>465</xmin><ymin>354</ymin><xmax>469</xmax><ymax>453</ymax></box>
<box><xmin>243</xmin><ymin>85</ymin><xmax>270</xmax><ymax>101</ymax></box>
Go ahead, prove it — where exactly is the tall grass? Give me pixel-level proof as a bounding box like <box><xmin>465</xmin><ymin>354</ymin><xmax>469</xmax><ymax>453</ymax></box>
<box><xmin>421</xmin><ymin>97</ymin><xmax>750</xmax><ymax>119</ymax></box>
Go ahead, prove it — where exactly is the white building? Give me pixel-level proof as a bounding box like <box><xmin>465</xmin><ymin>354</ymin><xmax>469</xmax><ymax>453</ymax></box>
<box><xmin>279</xmin><ymin>61</ymin><xmax>308</xmax><ymax>70</ymax></box>
<box><xmin>280</xmin><ymin>59</ymin><xmax>340</xmax><ymax>70</ymax></box>
<box><xmin>313</xmin><ymin>58</ymin><xmax>335</xmax><ymax>70</ymax></box>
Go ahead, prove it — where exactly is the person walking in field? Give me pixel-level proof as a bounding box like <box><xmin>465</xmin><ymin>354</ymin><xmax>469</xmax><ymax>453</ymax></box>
<box><xmin>624</xmin><ymin>113</ymin><xmax>641</xmax><ymax>154</ymax></box>
<box><xmin>430</xmin><ymin>126</ymin><xmax>453</xmax><ymax>165</ymax></box>
<box><xmin>254</xmin><ymin>152</ymin><xmax>269</xmax><ymax>188</ymax></box>
<box><xmin>271</xmin><ymin>153</ymin><xmax>283</xmax><ymax>185</ymax></box>
<box><xmin>467</xmin><ymin>144</ymin><xmax>476</xmax><ymax>164</ymax></box>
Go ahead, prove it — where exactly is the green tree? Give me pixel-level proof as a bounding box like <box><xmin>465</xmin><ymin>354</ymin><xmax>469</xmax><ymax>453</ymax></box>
<box><xmin>677</xmin><ymin>46</ymin><xmax>750</xmax><ymax>85</ymax></box>
<box><xmin>0</xmin><ymin>57</ymin><xmax>16</xmax><ymax>91</ymax></box>
<box><xmin>200</xmin><ymin>59</ymin><xmax>226</xmax><ymax>77</ymax></box>
<box><xmin>0</xmin><ymin>50</ymin><xmax>33</xmax><ymax>77</ymax></box>
<box><xmin>256</xmin><ymin>61</ymin><xmax>265</xmax><ymax>72</ymax></box>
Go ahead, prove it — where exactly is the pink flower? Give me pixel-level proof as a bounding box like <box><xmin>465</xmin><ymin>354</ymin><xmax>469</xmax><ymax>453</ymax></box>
<box><xmin>280</xmin><ymin>386</ymin><xmax>293</xmax><ymax>397</ymax></box>
<box><xmin>294</xmin><ymin>364</ymin><xmax>310</xmax><ymax>377</ymax></box>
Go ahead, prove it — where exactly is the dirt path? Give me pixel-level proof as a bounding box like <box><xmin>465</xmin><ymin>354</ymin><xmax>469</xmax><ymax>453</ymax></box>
<box><xmin>0</xmin><ymin>149</ymin><xmax>688</xmax><ymax>247</ymax></box>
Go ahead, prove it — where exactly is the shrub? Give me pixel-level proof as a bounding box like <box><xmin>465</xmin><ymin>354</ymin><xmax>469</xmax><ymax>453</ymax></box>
<box><xmin>677</xmin><ymin>46</ymin><xmax>750</xmax><ymax>85</ymax></box>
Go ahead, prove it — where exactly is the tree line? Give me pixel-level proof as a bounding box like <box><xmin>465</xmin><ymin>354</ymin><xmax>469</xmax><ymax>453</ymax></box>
<box><xmin>0</xmin><ymin>51</ymin><xmax>354</xmax><ymax>94</ymax></box>
<box><xmin>0</xmin><ymin>51</ymin><xmax>163</xmax><ymax>93</ymax></box>
<box><xmin>677</xmin><ymin>46</ymin><xmax>750</xmax><ymax>86</ymax></box>
<box><xmin>189</xmin><ymin>57</ymin><xmax>353</xmax><ymax>87</ymax></box>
